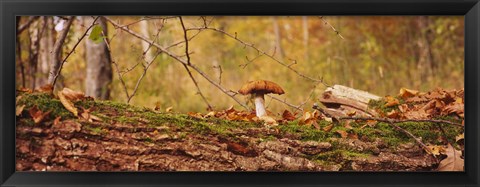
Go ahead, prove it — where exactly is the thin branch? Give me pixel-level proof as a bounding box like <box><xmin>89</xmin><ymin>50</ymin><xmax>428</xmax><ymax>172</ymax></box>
<box><xmin>186</xmin><ymin>27</ymin><xmax>329</xmax><ymax>87</ymax></box>
<box><xmin>61</xmin><ymin>16</ymin><xmax>100</xmax><ymax>71</ymax></box>
<box><xmin>179</xmin><ymin>16</ymin><xmax>212</xmax><ymax>110</ymax></box>
<box><xmin>337</xmin><ymin>117</ymin><xmax>442</xmax><ymax>155</ymax></box>
<box><xmin>388</xmin><ymin>122</ymin><xmax>433</xmax><ymax>155</ymax></box>
<box><xmin>17</xmin><ymin>16</ymin><xmax>40</xmax><ymax>34</ymax></box>
<box><xmin>267</xmin><ymin>95</ymin><xmax>303</xmax><ymax>112</ymax></box>
<box><xmin>179</xmin><ymin>17</ymin><xmax>191</xmax><ymax>65</ymax></box>
<box><xmin>49</xmin><ymin>16</ymin><xmax>75</xmax><ymax>87</ymax></box>
<box><xmin>318</xmin><ymin>16</ymin><xmax>345</xmax><ymax>40</ymax></box>
<box><xmin>105</xmin><ymin>17</ymin><xmax>249</xmax><ymax>110</ymax></box>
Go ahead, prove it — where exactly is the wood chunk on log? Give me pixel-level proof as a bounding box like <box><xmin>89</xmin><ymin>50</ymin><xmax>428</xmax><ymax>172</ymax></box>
<box><xmin>326</xmin><ymin>85</ymin><xmax>381</xmax><ymax>103</ymax></box>
<box><xmin>318</xmin><ymin>85</ymin><xmax>381</xmax><ymax>118</ymax></box>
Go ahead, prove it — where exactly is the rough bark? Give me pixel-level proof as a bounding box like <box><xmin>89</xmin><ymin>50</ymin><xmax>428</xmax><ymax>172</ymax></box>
<box><xmin>84</xmin><ymin>16</ymin><xmax>113</xmax><ymax>100</ymax></box>
<box><xmin>47</xmin><ymin>16</ymin><xmax>74</xmax><ymax>87</ymax></box>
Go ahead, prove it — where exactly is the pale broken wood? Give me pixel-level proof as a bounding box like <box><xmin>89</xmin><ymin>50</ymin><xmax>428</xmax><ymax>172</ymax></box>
<box><xmin>318</xmin><ymin>85</ymin><xmax>381</xmax><ymax>118</ymax></box>
<box><xmin>326</xmin><ymin>85</ymin><xmax>381</xmax><ymax>104</ymax></box>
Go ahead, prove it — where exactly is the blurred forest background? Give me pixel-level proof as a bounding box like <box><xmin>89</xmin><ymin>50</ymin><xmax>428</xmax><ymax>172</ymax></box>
<box><xmin>16</xmin><ymin>16</ymin><xmax>464</xmax><ymax>113</ymax></box>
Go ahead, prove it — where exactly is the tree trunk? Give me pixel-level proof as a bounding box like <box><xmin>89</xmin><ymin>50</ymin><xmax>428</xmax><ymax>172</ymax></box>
<box><xmin>140</xmin><ymin>19</ymin><xmax>153</xmax><ymax>63</ymax></box>
<box><xmin>84</xmin><ymin>16</ymin><xmax>113</xmax><ymax>100</ymax></box>
<box><xmin>271</xmin><ymin>17</ymin><xmax>285</xmax><ymax>60</ymax></box>
<box><xmin>47</xmin><ymin>16</ymin><xmax>74</xmax><ymax>87</ymax></box>
<box><xmin>37</xmin><ymin>17</ymin><xmax>55</xmax><ymax>88</ymax></box>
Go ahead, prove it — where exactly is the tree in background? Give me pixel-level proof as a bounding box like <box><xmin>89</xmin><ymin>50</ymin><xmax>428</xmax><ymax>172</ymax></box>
<box><xmin>84</xmin><ymin>16</ymin><xmax>113</xmax><ymax>100</ymax></box>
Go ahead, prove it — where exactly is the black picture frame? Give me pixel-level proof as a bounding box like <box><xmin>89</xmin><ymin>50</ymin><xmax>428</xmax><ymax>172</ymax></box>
<box><xmin>1</xmin><ymin>0</ymin><xmax>479</xmax><ymax>186</ymax></box>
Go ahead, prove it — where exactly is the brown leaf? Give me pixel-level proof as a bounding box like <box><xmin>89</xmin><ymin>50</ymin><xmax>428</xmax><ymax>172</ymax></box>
<box><xmin>344</xmin><ymin>120</ymin><xmax>353</xmax><ymax>129</ymax></box>
<box><xmin>323</xmin><ymin>124</ymin><xmax>334</xmax><ymax>132</ymax></box>
<box><xmin>53</xmin><ymin>116</ymin><xmax>62</xmax><ymax>126</ymax></box>
<box><xmin>437</xmin><ymin>144</ymin><xmax>464</xmax><ymax>171</ymax></box>
<box><xmin>16</xmin><ymin>104</ymin><xmax>25</xmax><ymax>116</ymax></box>
<box><xmin>403</xmin><ymin>109</ymin><xmax>429</xmax><ymax>120</ymax></box>
<box><xmin>28</xmin><ymin>106</ymin><xmax>51</xmax><ymax>124</ymax></box>
<box><xmin>282</xmin><ymin>110</ymin><xmax>296</xmax><ymax>121</ymax></box>
<box><xmin>336</xmin><ymin>130</ymin><xmax>348</xmax><ymax>138</ymax></box>
<box><xmin>386</xmin><ymin>110</ymin><xmax>399</xmax><ymax>119</ymax></box>
<box><xmin>347</xmin><ymin>133</ymin><xmax>358</xmax><ymax>139</ymax></box>
<box><xmin>399</xmin><ymin>88</ymin><xmax>419</xmax><ymax>98</ymax></box>
<box><xmin>384</xmin><ymin>96</ymin><xmax>400</xmax><ymax>107</ymax></box>
<box><xmin>58</xmin><ymin>91</ymin><xmax>78</xmax><ymax>116</ymax></box>
<box><xmin>442</xmin><ymin>102</ymin><xmax>464</xmax><ymax>117</ymax></box>
<box><xmin>36</xmin><ymin>84</ymin><xmax>54</xmax><ymax>93</ymax></box>
<box><xmin>61</xmin><ymin>88</ymin><xmax>85</xmax><ymax>101</ymax></box>
<box><xmin>187</xmin><ymin>112</ymin><xmax>203</xmax><ymax>119</ymax></box>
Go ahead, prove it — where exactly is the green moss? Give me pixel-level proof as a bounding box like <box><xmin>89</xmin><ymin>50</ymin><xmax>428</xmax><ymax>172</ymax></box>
<box><xmin>17</xmin><ymin>93</ymin><xmax>73</xmax><ymax>118</ymax></box>
<box><xmin>83</xmin><ymin>124</ymin><xmax>107</xmax><ymax>135</ymax></box>
<box><xmin>311</xmin><ymin>149</ymin><xmax>370</xmax><ymax>163</ymax></box>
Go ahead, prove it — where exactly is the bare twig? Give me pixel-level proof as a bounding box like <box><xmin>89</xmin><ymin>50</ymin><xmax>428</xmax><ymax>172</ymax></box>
<box><xmin>179</xmin><ymin>17</ymin><xmax>191</xmax><ymax>65</ymax></box>
<box><xmin>17</xmin><ymin>16</ymin><xmax>40</xmax><ymax>34</ymax></box>
<box><xmin>105</xmin><ymin>17</ymin><xmax>249</xmax><ymax>110</ymax></box>
<box><xmin>48</xmin><ymin>16</ymin><xmax>75</xmax><ymax>87</ymax></box>
<box><xmin>179</xmin><ymin>16</ymin><xmax>213</xmax><ymax>110</ymax></box>
<box><xmin>267</xmin><ymin>95</ymin><xmax>303</xmax><ymax>112</ymax></box>
<box><xmin>185</xmin><ymin>26</ymin><xmax>329</xmax><ymax>87</ymax></box>
<box><xmin>388</xmin><ymin>122</ymin><xmax>433</xmax><ymax>155</ymax></box>
<box><xmin>337</xmin><ymin>116</ymin><xmax>449</xmax><ymax>155</ymax></box>
<box><xmin>318</xmin><ymin>16</ymin><xmax>345</xmax><ymax>40</ymax></box>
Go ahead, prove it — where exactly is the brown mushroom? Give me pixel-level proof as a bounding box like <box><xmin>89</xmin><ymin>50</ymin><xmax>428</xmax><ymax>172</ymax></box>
<box><xmin>238</xmin><ymin>80</ymin><xmax>285</xmax><ymax>117</ymax></box>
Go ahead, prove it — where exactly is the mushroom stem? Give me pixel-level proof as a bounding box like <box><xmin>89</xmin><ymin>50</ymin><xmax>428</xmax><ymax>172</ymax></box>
<box><xmin>254</xmin><ymin>94</ymin><xmax>266</xmax><ymax>117</ymax></box>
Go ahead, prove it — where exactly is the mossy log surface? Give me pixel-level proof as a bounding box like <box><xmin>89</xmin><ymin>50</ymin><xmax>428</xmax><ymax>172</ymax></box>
<box><xmin>15</xmin><ymin>93</ymin><xmax>462</xmax><ymax>171</ymax></box>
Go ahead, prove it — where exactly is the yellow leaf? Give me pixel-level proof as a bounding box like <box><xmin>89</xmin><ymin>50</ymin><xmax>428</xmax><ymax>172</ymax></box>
<box><xmin>427</xmin><ymin>145</ymin><xmax>444</xmax><ymax>156</ymax></box>
<box><xmin>58</xmin><ymin>91</ymin><xmax>78</xmax><ymax>116</ymax></box>
<box><xmin>455</xmin><ymin>133</ymin><xmax>464</xmax><ymax>143</ymax></box>
<box><xmin>384</xmin><ymin>96</ymin><xmax>400</xmax><ymax>107</ymax></box>
<box><xmin>16</xmin><ymin>104</ymin><xmax>25</xmax><ymax>116</ymax></box>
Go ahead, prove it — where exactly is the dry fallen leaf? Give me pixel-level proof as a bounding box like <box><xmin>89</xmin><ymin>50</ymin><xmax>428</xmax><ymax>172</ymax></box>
<box><xmin>384</xmin><ymin>96</ymin><xmax>400</xmax><ymax>107</ymax></box>
<box><xmin>36</xmin><ymin>84</ymin><xmax>54</xmax><ymax>93</ymax></box>
<box><xmin>336</xmin><ymin>130</ymin><xmax>348</xmax><ymax>138</ymax></box>
<box><xmin>259</xmin><ymin>116</ymin><xmax>278</xmax><ymax>126</ymax></box>
<box><xmin>399</xmin><ymin>88</ymin><xmax>419</xmax><ymax>98</ymax></box>
<box><xmin>62</xmin><ymin>88</ymin><xmax>85</xmax><ymax>101</ymax></box>
<box><xmin>323</xmin><ymin>124</ymin><xmax>334</xmax><ymax>132</ymax></box>
<box><xmin>16</xmin><ymin>104</ymin><xmax>25</xmax><ymax>116</ymax></box>
<box><xmin>282</xmin><ymin>110</ymin><xmax>296</xmax><ymax>121</ymax></box>
<box><xmin>58</xmin><ymin>91</ymin><xmax>78</xmax><ymax>116</ymax></box>
<box><xmin>427</xmin><ymin>145</ymin><xmax>444</xmax><ymax>156</ymax></box>
<box><xmin>455</xmin><ymin>133</ymin><xmax>464</xmax><ymax>143</ymax></box>
<box><xmin>437</xmin><ymin>144</ymin><xmax>464</xmax><ymax>171</ymax></box>
<box><xmin>386</xmin><ymin>110</ymin><xmax>399</xmax><ymax>118</ymax></box>
<box><xmin>28</xmin><ymin>106</ymin><xmax>51</xmax><ymax>124</ymax></box>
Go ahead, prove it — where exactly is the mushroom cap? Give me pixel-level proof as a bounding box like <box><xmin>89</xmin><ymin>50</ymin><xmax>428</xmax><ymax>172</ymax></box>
<box><xmin>238</xmin><ymin>80</ymin><xmax>285</xmax><ymax>95</ymax></box>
